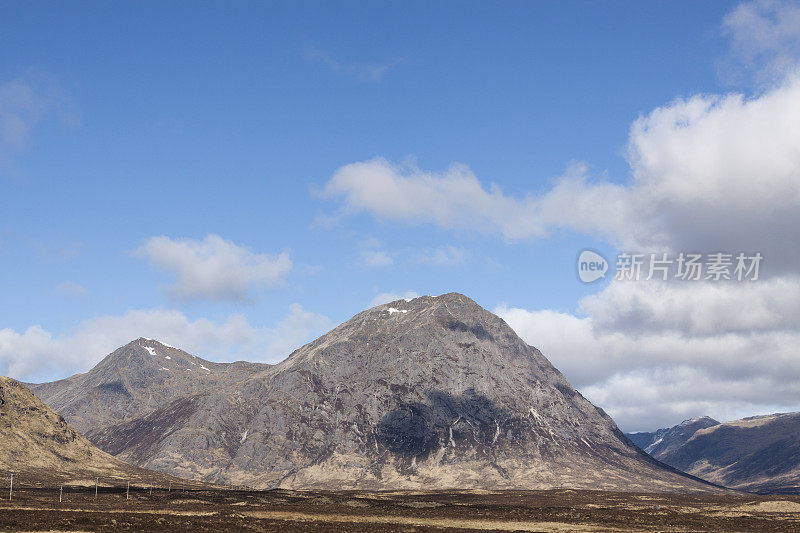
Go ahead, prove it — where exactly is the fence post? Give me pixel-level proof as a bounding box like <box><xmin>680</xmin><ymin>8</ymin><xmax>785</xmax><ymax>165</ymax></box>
<box><xmin>59</xmin><ymin>485</ymin><xmax>63</xmax><ymax>503</ymax></box>
<box><xmin>8</xmin><ymin>473</ymin><xmax>12</xmax><ymax>501</ymax></box>
<box><xmin>95</xmin><ymin>477</ymin><xmax>98</xmax><ymax>498</ymax></box>
<box><xmin>126</xmin><ymin>481</ymin><xmax>129</xmax><ymax>500</ymax></box>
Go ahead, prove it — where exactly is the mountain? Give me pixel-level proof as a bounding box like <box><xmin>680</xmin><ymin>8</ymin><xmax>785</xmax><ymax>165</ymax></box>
<box><xmin>652</xmin><ymin>413</ymin><xmax>800</xmax><ymax>494</ymax></box>
<box><xmin>30</xmin><ymin>338</ymin><xmax>268</xmax><ymax>434</ymax></box>
<box><xmin>626</xmin><ymin>417</ymin><xmax>720</xmax><ymax>456</ymax></box>
<box><xmin>627</xmin><ymin>428</ymin><xmax>667</xmax><ymax>451</ymax></box>
<box><xmin>36</xmin><ymin>293</ymin><xmax>716</xmax><ymax>491</ymax></box>
<box><xmin>0</xmin><ymin>376</ymin><xmax>197</xmax><ymax>487</ymax></box>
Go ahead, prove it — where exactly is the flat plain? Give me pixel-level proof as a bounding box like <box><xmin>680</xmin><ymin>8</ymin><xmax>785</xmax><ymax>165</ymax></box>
<box><xmin>1</xmin><ymin>487</ymin><xmax>800</xmax><ymax>532</ymax></box>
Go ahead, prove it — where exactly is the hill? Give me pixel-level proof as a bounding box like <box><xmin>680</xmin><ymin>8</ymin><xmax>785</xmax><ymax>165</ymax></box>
<box><xmin>0</xmin><ymin>376</ymin><xmax>201</xmax><ymax>488</ymax></box>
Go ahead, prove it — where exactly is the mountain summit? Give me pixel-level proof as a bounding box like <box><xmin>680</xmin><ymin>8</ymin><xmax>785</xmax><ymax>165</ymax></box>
<box><xmin>35</xmin><ymin>294</ymin><xmax>714</xmax><ymax>491</ymax></box>
<box><xmin>31</xmin><ymin>338</ymin><xmax>268</xmax><ymax>433</ymax></box>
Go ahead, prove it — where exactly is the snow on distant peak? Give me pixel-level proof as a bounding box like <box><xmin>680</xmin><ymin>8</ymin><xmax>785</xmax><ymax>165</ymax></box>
<box><xmin>680</xmin><ymin>416</ymin><xmax>712</xmax><ymax>426</ymax></box>
<box><xmin>142</xmin><ymin>338</ymin><xmax>177</xmax><ymax>349</ymax></box>
<box><xmin>387</xmin><ymin>307</ymin><xmax>408</xmax><ymax>315</ymax></box>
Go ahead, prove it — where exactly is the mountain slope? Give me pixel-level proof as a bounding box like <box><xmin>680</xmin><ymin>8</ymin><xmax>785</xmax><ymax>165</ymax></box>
<box><xmin>85</xmin><ymin>294</ymin><xmax>716</xmax><ymax>491</ymax></box>
<box><xmin>627</xmin><ymin>417</ymin><xmax>720</xmax><ymax>456</ymax></box>
<box><xmin>627</xmin><ymin>428</ymin><xmax>667</xmax><ymax>451</ymax></box>
<box><xmin>0</xmin><ymin>376</ymin><xmax>198</xmax><ymax>487</ymax></box>
<box><xmin>654</xmin><ymin>413</ymin><xmax>800</xmax><ymax>494</ymax></box>
<box><xmin>30</xmin><ymin>338</ymin><xmax>268</xmax><ymax>434</ymax></box>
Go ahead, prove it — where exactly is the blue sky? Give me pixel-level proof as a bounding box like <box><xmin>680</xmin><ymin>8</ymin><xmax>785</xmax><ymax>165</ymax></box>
<box><xmin>3</xmin><ymin>1</ymin><xmax>800</xmax><ymax>431</ymax></box>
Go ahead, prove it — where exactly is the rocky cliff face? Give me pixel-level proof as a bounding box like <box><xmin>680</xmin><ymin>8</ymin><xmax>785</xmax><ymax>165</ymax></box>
<box><xmin>30</xmin><ymin>338</ymin><xmax>268</xmax><ymax>434</ymax></box>
<box><xmin>0</xmin><ymin>376</ymin><xmax>195</xmax><ymax>486</ymax></box>
<box><xmin>78</xmin><ymin>294</ymin><xmax>713</xmax><ymax>491</ymax></box>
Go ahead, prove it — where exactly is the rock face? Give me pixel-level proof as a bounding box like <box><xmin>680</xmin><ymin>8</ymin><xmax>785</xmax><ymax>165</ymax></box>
<box><xmin>647</xmin><ymin>414</ymin><xmax>800</xmax><ymax>494</ymax></box>
<box><xmin>0</xmin><ymin>376</ymin><xmax>194</xmax><ymax>487</ymax></box>
<box><xmin>30</xmin><ymin>338</ymin><xmax>268</xmax><ymax>434</ymax></box>
<box><xmin>36</xmin><ymin>294</ymin><xmax>715</xmax><ymax>491</ymax></box>
<box><xmin>627</xmin><ymin>417</ymin><xmax>720</xmax><ymax>456</ymax></box>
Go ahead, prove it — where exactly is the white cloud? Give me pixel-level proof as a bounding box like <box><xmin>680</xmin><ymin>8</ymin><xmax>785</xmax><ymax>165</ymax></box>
<box><xmin>322</xmin><ymin>159</ymin><xmax>627</xmax><ymax>243</ymax></box>
<box><xmin>722</xmin><ymin>0</ymin><xmax>800</xmax><ymax>84</ymax></box>
<box><xmin>136</xmin><ymin>234</ymin><xmax>292</xmax><ymax>302</ymax></box>
<box><xmin>323</xmin><ymin>72</ymin><xmax>800</xmax><ymax>274</ymax></box>
<box><xmin>414</xmin><ymin>245</ymin><xmax>470</xmax><ymax>266</ymax></box>
<box><xmin>361</xmin><ymin>249</ymin><xmax>394</xmax><ymax>268</ymax></box>
<box><xmin>621</xmin><ymin>75</ymin><xmax>800</xmax><ymax>271</ymax></box>
<box><xmin>54</xmin><ymin>281</ymin><xmax>88</xmax><ymax>298</ymax></box>
<box><xmin>496</xmin><ymin>276</ymin><xmax>800</xmax><ymax>431</ymax></box>
<box><xmin>370</xmin><ymin>290</ymin><xmax>419</xmax><ymax>307</ymax></box>
<box><xmin>0</xmin><ymin>305</ymin><xmax>332</xmax><ymax>382</ymax></box>
<box><xmin>305</xmin><ymin>47</ymin><xmax>405</xmax><ymax>83</ymax></box>
<box><xmin>579</xmin><ymin>277</ymin><xmax>800</xmax><ymax>336</ymax></box>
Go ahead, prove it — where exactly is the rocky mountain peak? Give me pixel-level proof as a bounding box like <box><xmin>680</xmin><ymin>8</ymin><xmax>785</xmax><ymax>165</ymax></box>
<box><xmin>278</xmin><ymin>292</ymin><xmax>539</xmax><ymax>377</ymax></box>
<box><xmin>30</xmin><ymin>339</ymin><xmax>269</xmax><ymax>434</ymax></box>
<box><xmin>95</xmin><ymin>337</ymin><xmax>211</xmax><ymax>376</ymax></box>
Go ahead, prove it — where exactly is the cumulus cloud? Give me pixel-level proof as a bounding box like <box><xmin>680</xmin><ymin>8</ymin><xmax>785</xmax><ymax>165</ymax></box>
<box><xmin>136</xmin><ymin>234</ymin><xmax>292</xmax><ymax>302</ymax></box>
<box><xmin>370</xmin><ymin>290</ymin><xmax>419</xmax><ymax>307</ymax></box>
<box><xmin>496</xmin><ymin>276</ymin><xmax>800</xmax><ymax>431</ymax></box>
<box><xmin>579</xmin><ymin>277</ymin><xmax>800</xmax><ymax>336</ymax></box>
<box><xmin>621</xmin><ymin>75</ymin><xmax>800</xmax><ymax>271</ymax></box>
<box><xmin>722</xmin><ymin>0</ymin><xmax>800</xmax><ymax>84</ymax></box>
<box><xmin>0</xmin><ymin>304</ymin><xmax>332</xmax><ymax>382</ymax></box>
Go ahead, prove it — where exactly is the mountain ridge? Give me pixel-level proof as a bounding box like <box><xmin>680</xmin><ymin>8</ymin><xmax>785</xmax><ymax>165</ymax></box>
<box><xmin>628</xmin><ymin>414</ymin><xmax>800</xmax><ymax>494</ymax></box>
<box><xmin>32</xmin><ymin>293</ymin><xmax>719</xmax><ymax>492</ymax></box>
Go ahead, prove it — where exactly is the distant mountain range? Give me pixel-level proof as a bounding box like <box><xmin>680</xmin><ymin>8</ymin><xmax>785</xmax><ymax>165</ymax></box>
<box><xmin>627</xmin><ymin>417</ymin><xmax>720</xmax><ymax>456</ymax></box>
<box><xmin>28</xmin><ymin>293</ymin><xmax>714</xmax><ymax>492</ymax></box>
<box><xmin>0</xmin><ymin>376</ymin><xmax>197</xmax><ymax>488</ymax></box>
<box><xmin>628</xmin><ymin>415</ymin><xmax>800</xmax><ymax>494</ymax></box>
